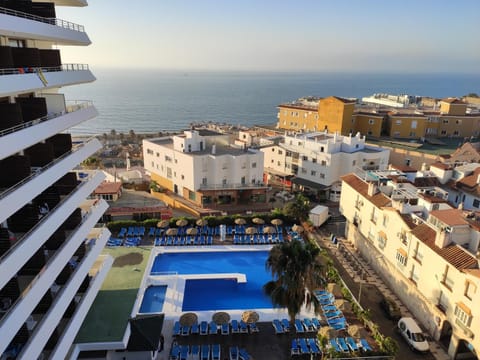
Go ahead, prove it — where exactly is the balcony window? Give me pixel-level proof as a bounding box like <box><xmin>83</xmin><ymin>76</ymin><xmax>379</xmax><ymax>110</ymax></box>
<box><xmin>410</xmin><ymin>264</ymin><xmax>420</xmax><ymax>285</ymax></box>
<box><xmin>252</xmin><ymin>162</ymin><xmax>256</xmax><ymax>168</ymax></box>
<box><xmin>241</xmin><ymin>176</ymin><xmax>245</xmax><ymax>185</ymax></box>
<box><xmin>311</xmin><ymin>170</ymin><xmax>316</xmax><ymax>176</ymax></box>
<box><xmin>464</xmin><ymin>281</ymin><xmax>476</xmax><ymax>301</ymax></box>
<box><xmin>202</xmin><ymin>178</ymin><xmax>207</xmax><ymax>185</ymax></box>
<box><xmin>454</xmin><ymin>303</ymin><xmax>472</xmax><ymax>327</ymax></box>
<box><xmin>441</xmin><ymin>266</ymin><xmax>454</xmax><ymax>291</ymax></box>
<box><xmin>413</xmin><ymin>241</ymin><xmax>424</xmax><ymax>264</ymax></box>
<box><xmin>377</xmin><ymin>231</ymin><xmax>387</xmax><ymax>250</ymax></box>
<box><xmin>396</xmin><ymin>249</ymin><xmax>407</xmax><ymax>266</ymax></box>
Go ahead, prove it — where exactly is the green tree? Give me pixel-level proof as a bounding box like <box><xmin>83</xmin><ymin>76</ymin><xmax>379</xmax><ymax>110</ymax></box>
<box><xmin>282</xmin><ymin>193</ymin><xmax>310</xmax><ymax>221</ymax></box>
<box><xmin>264</xmin><ymin>240</ymin><xmax>325</xmax><ymax>324</ymax></box>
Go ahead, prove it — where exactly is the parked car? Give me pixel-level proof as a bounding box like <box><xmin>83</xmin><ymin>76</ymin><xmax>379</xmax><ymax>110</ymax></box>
<box><xmin>379</xmin><ymin>295</ymin><xmax>401</xmax><ymax>321</ymax></box>
<box><xmin>275</xmin><ymin>191</ymin><xmax>294</xmax><ymax>201</ymax></box>
<box><xmin>397</xmin><ymin>317</ymin><xmax>430</xmax><ymax>353</ymax></box>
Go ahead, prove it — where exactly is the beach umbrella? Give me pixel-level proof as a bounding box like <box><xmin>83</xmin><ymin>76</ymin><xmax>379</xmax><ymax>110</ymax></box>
<box><xmin>327</xmin><ymin>283</ymin><xmax>343</xmax><ymax>299</ymax></box>
<box><xmin>157</xmin><ymin>220</ymin><xmax>169</xmax><ymax>228</ymax></box>
<box><xmin>292</xmin><ymin>224</ymin><xmax>304</xmax><ymax>233</ymax></box>
<box><xmin>176</xmin><ymin>219</ymin><xmax>188</xmax><ymax>227</ymax></box>
<box><xmin>319</xmin><ymin>326</ymin><xmax>339</xmax><ymax>339</ymax></box>
<box><xmin>179</xmin><ymin>312</ymin><xmax>198</xmax><ymax>326</ymax></box>
<box><xmin>186</xmin><ymin>227</ymin><xmax>198</xmax><ymax>235</ymax></box>
<box><xmin>271</xmin><ymin>218</ymin><xmax>283</xmax><ymax>226</ymax></box>
<box><xmin>196</xmin><ymin>218</ymin><xmax>208</xmax><ymax>226</ymax></box>
<box><xmin>334</xmin><ymin>299</ymin><xmax>352</xmax><ymax>312</ymax></box>
<box><xmin>166</xmin><ymin>228</ymin><xmax>178</xmax><ymax>236</ymax></box>
<box><xmin>263</xmin><ymin>226</ymin><xmax>276</xmax><ymax>234</ymax></box>
<box><xmin>234</xmin><ymin>218</ymin><xmax>246</xmax><ymax>225</ymax></box>
<box><xmin>212</xmin><ymin>311</ymin><xmax>231</xmax><ymax>325</ymax></box>
<box><xmin>347</xmin><ymin>324</ymin><xmax>368</xmax><ymax>338</ymax></box>
<box><xmin>241</xmin><ymin>310</ymin><xmax>259</xmax><ymax>323</ymax></box>
<box><xmin>245</xmin><ymin>227</ymin><xmax>257</xmax><ymax>235</ymax></box>
<box><xmin>252</xmin><ymin>217</ymin><xmax>265</xmax><ymax>225</ymax></box>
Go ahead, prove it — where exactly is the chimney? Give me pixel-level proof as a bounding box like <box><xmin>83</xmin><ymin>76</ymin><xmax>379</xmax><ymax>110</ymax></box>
<box><xmin>435</xmin><ymin>228</ymin><xmax>451</xmax><ymax>248</ymax></box>
<box><xmin>367</xmin><ymin>182</ymin><xmax>378</xmax><ymax>196</ymax></box>
<box><xmin>211</xmin><ymin>144</ymin><xmax>216</xmax><ymax>155</ymax></box>
<box><xmin>421</xmin><ymin>163</ymin><xmax>427</xmax><ymax>171</ymax></box>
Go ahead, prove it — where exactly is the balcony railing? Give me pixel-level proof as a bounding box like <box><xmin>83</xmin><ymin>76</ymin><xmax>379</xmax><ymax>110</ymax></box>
<box><xmin>0</xmin><ymin>63</ymin><xmax>89</xmax><ymax>76</ymax></box>
<box><xmin>0</xmin><ymin>100</ymin><xmax>93</xmax><ymax>138</ymax></box>
<box><xmin>198</xmin><ymin>182</ymin><xmax>268</xmax><ymax>191</ymax></box>
<box><xmin>0</xmin><ymin>6</ymin><xmax>85</xmax><ymax>32</ymax></box>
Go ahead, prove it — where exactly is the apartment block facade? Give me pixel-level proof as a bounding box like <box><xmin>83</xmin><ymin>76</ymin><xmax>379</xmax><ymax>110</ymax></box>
<box><xmin>0</xmin><ymin>1</ymin><xmax>112</xmax><ymax>358</ymax></box>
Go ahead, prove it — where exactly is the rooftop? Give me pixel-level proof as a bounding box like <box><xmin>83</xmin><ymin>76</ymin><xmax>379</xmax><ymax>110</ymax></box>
<box><xmin>76</xmin><ymin>246</ymin><xmax>152</xmax><ymax>343</ymax></box>
<box><xmin>430</xmin><ymin>209</ymin><xmax>469</xmax><ymax>227</ymax></box>
<box><xmin>341</xmin><ymin>173</ymin><xmax>391</xmax><ymax>208</ymax></box>
<box><xmin>94</xmin><ymin>181</ymin><xmax>122</xmax><ymax>195</ymax></box>
<box><xmin>149</xmin><ymin>137</ymin><xmax>254</xmax><ymax>156</ymax></box>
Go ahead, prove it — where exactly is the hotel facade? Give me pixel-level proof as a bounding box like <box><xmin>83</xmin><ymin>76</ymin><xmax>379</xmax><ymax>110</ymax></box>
<box><xmin>0</xmin><ymin>1</ymin><xmax>112</xmax><ymax>359</ymax></box>
<box><xmin>340</xmin><ymin>171</ymin><xmax>479</xmax><ymax>359</ymax></box>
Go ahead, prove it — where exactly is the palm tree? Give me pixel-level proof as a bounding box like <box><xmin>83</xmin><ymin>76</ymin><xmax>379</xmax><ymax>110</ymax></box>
<box><xmin>264</xmin><ymin>240</ymin><xmax>325</xmax><ymax>324</ymax></box>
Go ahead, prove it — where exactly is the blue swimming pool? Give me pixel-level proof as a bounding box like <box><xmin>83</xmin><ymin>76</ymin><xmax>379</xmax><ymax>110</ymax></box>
<box><xmin>150</xmin><ymin>251</ymin><xmax>273</xmax><ymax>311</ymax></box>
<box><xmin>139</xmin><ymin>285</ymin><xmax>167</xmax><ymax>313</ymax></box>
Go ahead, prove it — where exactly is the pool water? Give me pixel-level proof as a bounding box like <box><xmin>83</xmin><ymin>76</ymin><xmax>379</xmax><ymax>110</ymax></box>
<box><xmin>150</xmin><ymin>251</ymin><xmax>274</xmax><ymax>311</ymax></box>
<box><xmin>139</xmin><ymin>285</ymin><xmax>167</xmax><ymax>313</ymax></box>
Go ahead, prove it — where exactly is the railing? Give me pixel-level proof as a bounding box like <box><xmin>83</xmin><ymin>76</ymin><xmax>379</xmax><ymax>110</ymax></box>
<box><xmin>0</xmin><ymin>136</ymin><xmax>96</xmax><ymax>202</ymax></box>
<box><xmin>0</xmin><ymin>63</ymin><xmax>89</xmax><ymax>76</ymax></box>
<box><xmin>198</xmin><ymin>182</ymin><xmax>268</xmax><ymax>190</ymax></box>
<box><xmin>0</xmin><ymin>6</ymin><xmax>85</xmax><ymax>32</ymax></box>
<box><xmin>0</xmin><ymin>100</ymin><xmax>93</xmax><ymax>138</ymax></box>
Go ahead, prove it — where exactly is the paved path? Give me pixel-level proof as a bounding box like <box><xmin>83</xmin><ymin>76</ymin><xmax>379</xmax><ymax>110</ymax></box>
<box><xmin>312</xmin><ymin>227</ymin><xmax>450</xmax><ymax>360</ymax></box>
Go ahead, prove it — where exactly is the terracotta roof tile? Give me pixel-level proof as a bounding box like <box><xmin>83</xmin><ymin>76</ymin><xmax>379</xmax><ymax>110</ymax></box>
<box><xmin>94</xmin><ymin>181</ymin><xmax>122</xmax><ymax>195</ymax></box>
<box><xmin>457</xmin><ymin>168</ymin><xmax>480</xmax><ymax>189</ymax></box>
<box><xmin>411</xmin><ymin>223</ymin><xmax>478</xmax><ymax>270</ymax></box>
<box><xmin>430</xmin><ymin>209</ymin><xmax>469</xmax><ymax>226</ymax></box>
<box><xmin>430</xmin><ymin>162</ymin><xmax>453</xmax><ymax>170</ymax></box>
<box><xmin>341</xmin><ymin>173</ymin><xmax>391</xmax><ymax>208</ymax></box>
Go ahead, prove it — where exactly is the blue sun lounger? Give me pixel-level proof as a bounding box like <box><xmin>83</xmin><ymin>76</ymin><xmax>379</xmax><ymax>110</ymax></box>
<box><xmin>239</xmin><ymin>320</ymin><xmax>249</xmax><ymax>333</ymax></box>
<box><xmin>172</xmin><ymin>321</ymin><xmax>181</xmax><ymax>336</ymax></box>
<box><xmin>303</xmin><ymin>318</ymin><xmax>315</xmax><ymax>331</ymax></box>
<box><xmin>281</xmin><ymin>319</ymin><xmax>290</xmax><ymax>332</ymax></box>
<box><xmin>329</xmin><ymin>338</ymin><xmax>342</xmax><ymax>352</ymax></box>
<box><xmin>222</xmin><ymin>323</ymin><xmax>229</xmax><ymax>335</ymax></box>
<box><xmin>201</xmin><ymin>344</ymin><xmax>210</xmax><ymax>360</ymax></box>
<box><xmin>200</xmin><ymin>321</ymin><xmax>208</xmax><ymax>335</ymax></box>
<box><xmin>212</xmin><ymin>344</ymin><xmax>221</xmax><ymax>360</ymax></box>
<box><xmin>180</xmin><ymin>345</ymin><xmax>189</xmax><ymax>360</ymax></box>
<box><xmin>191</xmin><ymin>322</ymin><xmax>199</xmax><ymax>334</ymax></box>
<box><xmin>308</xmin><ymin>338</ymin><xmax>321</xmax><ymax>354</ymax></box>
<box><xmin>272</xmin><ymin>319</ymin><xmax>284</xmax><ymax>334</ymax></box>
<box><xmin>298</xmin><ymin>338</ymin><xmax>310</xmax><ymax>354</ymax></box>
<box><xmin>311</xmin><ymin>318</ymin><xmax>321</xmax><ymax>329</ymax></box>
<box><xmin>294</xmin><ymin>319</ymin><xmax>305</xmax><ymax>333</ymax></box>
<box><xmin>229</xmin><ymin>346</ymin><xmax>239</xmax><ymax>360</ymax></box>
<box><xmin>249</xmin><ymin>322</ymin><xmax>259</xmax><ymax>333</ymax></box>
<box><xmin>322</xmin><ymin>304</ymin><xmax>338</xmax><ymax>312</ymax></box>
<box><xmin>325</xmin><ymin>310</ymin><xmax>343</xmax><ymax>319</ymax></box>
<box><xmin>231</xmin><ymin>319</ymin><xmax>240</xmax><ymax>333</ymax></box>
<box><xmin>181</xmin><ymin>324</ymin><xmax>190</xmax><ymax>336</ymax></box>
<box><xmin>191</xmin><ymin>345</ymin><xmax>200</xmax><ymax>358</ymax></box>
<box><xmin>209</xmin><ymin>321</ymin><xmax>219</xmax><ymax>334</ymax></box>
<box><xmin>360</xmin><ymin>338</ymin><xmax>373</xmax><ymax>352</ymax></box>
<box><xmin>336</xmin><ymin>337</ymin><xmax>350</xmax><ymax>352</ymax></box>
<box><xmin>238</xmin><ymin>348</ymin><xmax>251</xmax><ymax>360</ymax></box>
<box><xmin>291</xmin><ymin>339</ymin><xmax>300</xmax><ymax>355</ymax></box>
<box><xmin>346</xmin><ymin>337</ymin><xmax>358</xmax><ymax>352</ymax></box>
<box><xmin>170</xmin><ymin>344</ymin><xmax>181</xmax><ymax>360</ymax></box>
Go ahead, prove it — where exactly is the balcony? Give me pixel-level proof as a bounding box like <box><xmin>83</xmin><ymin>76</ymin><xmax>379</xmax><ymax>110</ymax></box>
<box><xmin>198</xmin><ymin>181</ymin><xmax>268</xmax><ymax>191</ymax></box>
<box><xmin>0</xmin><ymin>101</ymin><xmax>97</xmax><ymax>159</ymax></box>
<box><xmin>0</xmin><ymin>200</ymin><xmax>109</xmax><ymax>355</ymax></box>
<box><xmin>0</xmin><ymin>7</ymin><xmax>91</xmax><ymax>45</ymax></box>
<box><xmin>18</xmin><ymin>229</ymin><xmax>111</xmax><ymax>360</ymax></box>
<box><xmin>0</xmin><ymin>64</ymin><xmax>95</xmax><ymax>97</ymax></box>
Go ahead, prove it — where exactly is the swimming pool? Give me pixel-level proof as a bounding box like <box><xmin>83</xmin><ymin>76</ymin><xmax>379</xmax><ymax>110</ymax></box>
<box><xmin>150</xmin><ymin>251</ymin><xmax>274</xmax><ymax>311</ymax></box>
<box><xmin>139</xmin><ymin>285</ymin><xmax>167</xmax><ymax>313</ymax></box>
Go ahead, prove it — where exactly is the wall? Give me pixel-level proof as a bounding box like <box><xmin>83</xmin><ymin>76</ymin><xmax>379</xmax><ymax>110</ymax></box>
<box><xmin>353</xmin><ymin>114</ymin><xmax>383</xmax><ymax>137</ymax></box>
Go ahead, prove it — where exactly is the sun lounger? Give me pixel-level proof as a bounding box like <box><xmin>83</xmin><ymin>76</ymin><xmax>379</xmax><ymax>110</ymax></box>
<box><xmin>191</xmin><ymin>345</ymin><xmax>200</xmax><ymax>359</ymax></box>
<box><xmin>281</xmin><ymin>319</ymin><xmax>290</xmax><ymax>332</ymax></box>
<box><xmin>336</xmin><ymin>337</ymin><xmax>350</xmax><ymax>352</ymax></box>
<box><xmin>221</xmin><ymin>323</ymin><xmax>229</xmax><ymax>335</ymax></box>
<box><xmin>200</xmin><ymin>321</ymin><xmax>208</xmax><ymax>335</ymax></box>
<box><xmin>209</xmin><ymin>321</ymin><xmax>219</xmax><ymax>334</ymax></box>
<box><xmin>324</xmin><ymin>310</ymin><xmax>343</xmax><ymax>319</ymax></box>
<box><xmin>322</xmin><ymin>304</ymin><xmax>338</xmax><ymax>312</ymax></box>
<box><xmin>191</xmin><ymin>322</ymin><xmax>199</xmax><ymax>334</ymax></box>
<box><xmin>181</xmin><ymin>324</ymin><xmax>190</xmax><ymax>336</ymax></box>
<box><xmin>239</xmin><ymin>320</ymin><xmax>249</xmax><ymax>333</ymax></box>
<box><xmin>180</xmin><ymin>345</ymin><xmax>189</xmax><ymax>360</ymax></box>
<box><xmin>170</xmin><ymin>344</ymin><xmax>181</xmax><ymax>360</ymax></box>
<box><xmin>359</xmin><ymin>338</ymin><xmax>373</xmax><ymax>352</ymax></box>
<box><xmin>329</xmin><ymin>338</ymin><xmax>341</xmax><ymax>352</ymax></box>
<box><xmin>303</xmin><ymin>318</ymin><xmax>315</xmax><ymax>331</ymax></box>
<box><xmin>231</xmin><ymin>320</ymin><xmax>240</xmax><ymax>334</ymax></box>
<box><xmin>229</xmin><ymin>346</ymin><xmax>239</xmax><ymax>360</ymax></box>
<box><xmin>248</xmin><ymin>322</ymin><xmax>259</xmax><ymax>333</ymax></box>
<box><xmin>291</xmin><ymin>339</ymin><xmax>300</xmax><ymax>355</ymax></box>
<box><xmin>201</xmin><ymin>344</ymin><xmax>210</xmax><ymax>360</ymax></box>
<box><xmin>346</xmin><ymin>337</ymin><xmax>358</xmax><ymax>352</ymax></box>
<box><xmin>172</xmin><ymin>321</ymin><xmax>181</xmax><ymax>336</ymax></box>
<box><xmin>298</xmin><ymin>338</ymin><xmax>310</xmax><ymax>354</ymax></box>
<box><xmin>238</xmin><ymin>348</ymin><xmax>251</xmax><ymax>360</ymax></box>
<box><xmin>272</xmin><ymin>319</ymin><xmax>284</xmax><ymax>334</ymax></box>
<box><xmin>294</xmin><ymin>319</ymin><xmax>305</xmax><ymax>333</ymax></box>
<box><xmin>311</xmin><ymin>318</ymin><xmax>321</xmax><ymax>329</ymax></box>
<box><xmin>212</xmin><ymin>344</ymin><xmax>221</xmax><ymax>360</ymax></box>
<box><xmin>308</xmin><ymin>338</ymin><xmax>321</xmax><ymax>354</ymax></box>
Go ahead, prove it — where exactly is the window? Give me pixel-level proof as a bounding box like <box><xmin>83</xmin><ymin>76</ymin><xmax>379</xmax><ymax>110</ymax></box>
<box><xmin>147</xmin><ymin>149</ymin><xmax>154</xmax><ymax>155</ymax></box>
<box><xmin>411</xmin><ymin>120</ymin><xmax>417</xmax><ymax>129</ymax></box>
<box><xmin>395</xmin><ymin>120</ymin><xmax>402</xmax><ymax>125</ymax></box>
<box><xmin>409</xmin><ymin>132</ymin><xmax>416</xmax><ymax>137</ymax></box>
<box><xmin>453</xmin><ymin>131</ymin><xmax>459</xmax><ymax>136</ymax></box>
<box><xmin>156</xmin><ymin>152</ymin><xmax>160</xmax><ymax>157</ymax></box>
<box><xmin>278</xmin><ymin>150</ymin><xmax>283</xmax><ymax>155</ymax></box>
<box><xmin>151</xmin><ymin>161</ymin><xmax>154</xmax><ymax>167</ymax></box>
<box><xmin>464</xmin><ymin>281</ymin><xmax>476</xmax><ymax>300</ymax></box>
<box><xmin>473</xmin><ymin>199</ymin><xmax>480</xmax><ymax>208</ymax></box>
<box><xmin>370</xmin><ymin>208</ymin><xmax>378</xmax><ymax>224</ymax></box>
<box><xmin>166</xmin><ymin>167</ymin><xmax>172</xmax><ymax>179</ymax></box>
<box><xmin>165</xmin><ymin>155</ymin><xmax>172</xmax><ymax>162</ymax></box>
<box><xmin>396</xmin><ymin>249</ymin><xmax>407</xmax><ymax>266</ymax></box>
<box><xmin>413</xmin><ymin>242</ymin><xmax>423</xmax><ymax>263</ymax></box>
<box><xmin>320</xmin><ymin>173</ymin><xmax>325</xmax><ymax>179</ymax></box>
<box><xmin>181</xmin><ymin>175</ymin><xmax>184</xmax><ymax>180</ymax></box>
<box><xmin>312</xmin><ymin>158</ymin><xmax>317</xmax><ymax>163</ymax></box>
<box><xmin>252</xmin><ymin>162</ymin><xmax>256</xmax><ymax>168</ymax></box>
<box><xmin>382</xmin><ymin>215</ymin><xmax>388</xmax><ymax>227</ymax></box>
<box><xmin>241</xmin><ymin>176</ymin><xmax>246</xmax><ymax>185</ymax></box>
<box><xmin>311</xmin><ymin>170</ymin><xmax>316</xmax><ymax>176</ymax></box>
<box><xmin>369</xmin><ymin>119</ymin><xmax>375</xmax><ymax>125</ymax></box>
<box><xmin>222</xmin><ymin>178</ymin><xmax>227</xmax><ymax>185</ymax></box>
<box><xmin>441</xmin><ymin>130</ymin><xmax>447</xmax><ymax>135</ymax></box>
<box><xmin>202</xmin><ymin>177</ymin><xmax>207</xmax><ymax>185</ymax></box>
<box><xmin>441</xmin><ymin>266</ymin><xmax>454</xmax><ymax>290</ymax></box>
<box><xmin>303</xmin><ymin>156</ymin><xmax>308</xmax><ymax>161</ymax></box>
<box><xmin>301</xmin><ymin>168</ymin><xmax>307</xmax><ymax>174</ymax></box>
<box><xmin>443</xmin><ymin>119</ymin><xmax>449</xmax><ymax>124</ymax></box>
<box><xmin>456</xmin><ymin>119</ymin><xmax>462</xmax><ymax>124</ymax></box>
<box><xmin>188</xmin><ymin>190</ymin><xmax>196</xmax><ymax>201</ymax></box>
<box><xmin>320</xmin><ymin>147</ymin><xmax>324</xmax><ymax>152</ymax></box>
<box><xmin>271</xmin><ymin>148</ymin><xmax>275</xmax><ymax>152</ymax></box>
<box><xmin>352</xmin><ymin>160</ymin><xmax>356</xmax><ymax>166</ymax></box>
<box><xmin>321</xmin><ymin>160</ymin><xmax>327</xmax><ymax>166</ymax></box>
<box><xmin>410</xmin><ymin>264</ymin><xmax>420</xmax><ymax>284</ymax></box>
<box><xmin>378</xmin><ymin>232</ymin><xmax>387</xmax><ymax>250</ymax></box>
<box><xmin>454</xmin><ymin>303</ymin><xmax>472</xmax><ymax>327</ymax></box>
<box><xmin>277</xmin><ymin>161</ymin><xmax>281</xmax><ymax>166</ymax></box>
<box><xmin>8</xmin><ymin>39</ymin><xmax>25</xmax><ymax>47</ymax></box>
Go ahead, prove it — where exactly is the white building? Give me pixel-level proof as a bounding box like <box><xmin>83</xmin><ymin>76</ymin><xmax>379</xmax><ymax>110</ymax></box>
<box><xmin>143</xmin><ymin>130</ymin><xmax>268</xmax><ymax>211</ymax></box>
<box><xmin>261</xmin><ymin>131</ymin><xmax>390</xmax><ymax>201</ymax></box>
<box><xmin>0</xmin><ymin>2</ymin><xmax>112</xmax><ymax>359</ymax></box>
<box><xmin>340</xmin><ymin>171</ymin><xmax>480</xmax><ymax>359</ymax></box>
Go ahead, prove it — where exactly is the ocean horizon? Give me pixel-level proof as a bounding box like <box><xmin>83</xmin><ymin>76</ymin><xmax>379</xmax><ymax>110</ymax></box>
<box><xmin>64</xmin><ymin>69</ymin><xmax>480</xmax><ymax>135</ymax></box>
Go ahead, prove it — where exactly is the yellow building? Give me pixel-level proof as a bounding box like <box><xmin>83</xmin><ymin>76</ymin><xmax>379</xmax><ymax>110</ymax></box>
<box><xmin>386</xmin><ymin>110</ymin><xmax>428</xmax><ymax>139</ymax></box>
<box><xmin>352</xmin><ymin>110</ymin><xmax>386</xmax><ymax>137</ymax></box>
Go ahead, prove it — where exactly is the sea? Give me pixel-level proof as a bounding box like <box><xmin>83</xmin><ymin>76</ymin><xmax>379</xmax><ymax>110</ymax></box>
<box><xmin>64</xmin><ymin>69</ymin><xmax>480</xmax><ymax>135</ymax></box>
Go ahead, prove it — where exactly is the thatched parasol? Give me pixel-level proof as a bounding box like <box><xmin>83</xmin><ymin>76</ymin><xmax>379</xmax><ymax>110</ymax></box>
<box><xmin>292</xmin><ymin>224</ymin><xmax>304</xmax><ymax>233</ymax></box>
<box><xmin>327</xmin><ymin>283</ymin><xmax>343</xmax><ymax>299</ymax></box>
<box><xmin>334</xmin><ymin>299</ymin><xmax>351</xmax><ymax>312</ymax></box>
<box><xmin>271</xmin><ymin>218</ymin><xmax>283</xmax><ymax>226</ymax></box>
<box><xmin>241</xmin><ymin>310</ymin><xmax>259</xmax><ymax>323</ymax></box>
<box><xmin>157</xmin><ymin>220</ymin><xmax>170</xmax><ymax>228</ymax></box>
<box><xmin>234</xmin><ymin>218</ymin><xmax>247</xmax><ymax>225</ymax></box>
<box><xmin>179</xmin><ymin>312</ymin><xmax>198</xmax><ymax>326</ymax></box>
<box><xmin>319</xmin><ymin>326</ymin><xmax>339</xmax><ymax>339</ymax></box>
<box><xmin>252</xmin><ymin>218</ymin><xmax>265</xmax><ymax>225</ymax></box>
<box><xmin>245</xmin><ymin>227</ymin><xmax>257</xmax><ymax>235</ymax></box>
<box><xmin>166</xmin><ymin>228</ymin><xmax>178</xmax><ymax>236</ymax></box>
<box><xmin>176</xmin><ymin>219</ymin><xmax>188</xmax><ymax>227</ymax></box>
<box><xmin>212</xmin><ymin>311</ymin><xmax>231</xmax><ymax>325</ymax></box>
<box><xmin>263</xmin><ymin>226</ymin><xmax>276</xmax><ymax>234</ymax></box>
<box><xmin>186</xmin><ymin>227</ymin><xmax>198</xmax><ymax>235</ymax></box>
<box><xmin>347</xmin><ymin>324</ymin><xmax>368</xmax><ymax>338</ymax></box>
<box><xmin>196</xmin><ymin>218</ymin><xmax>208</xmax><ymax>226</ymax></box>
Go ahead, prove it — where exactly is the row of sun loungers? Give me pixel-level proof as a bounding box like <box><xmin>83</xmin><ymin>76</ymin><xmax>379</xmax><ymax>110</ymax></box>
<box><xmin>118</xmin><ymin>226</ymin><xmax>145</xmax><ymax>238</ymax></box>
<box><xmin>272</xmin><ymin>318</ymin><xmax>322</xmax><ymax>334</ymax></box>
<box><xmin>314</xmin><ymin>290</ymin><xmax>348</xmax><ymax>330</ymax></box>
<box><xmin>233</xmin><ymin>233</ymin><xmax>284</xmax><ymax>245</ymax></box>
<box><xmin>329</xmin><ymin>337</ymin><xmax>373</xmax><ymax>353</ymax></box>
<box><xmin>169</xmin><ymin>343</ymin><xmax>221</xmax><ymax>360</ymax></box>
<box><xmin>291</xmin><ymin>337</ymin><xmax>322</xmax><ymax>356</ymax></box>
<box><xmin>173</xmin><ymin>320</ymin><xmax>259</xmax><ymax>337</ymax></box>
<box><xmin>106</xmin><ymin>237</ymin><xmax>141</xmax><ymax>247</ymax></box>
<box><xmin>155</xmin><ymin>235</ymin><xmax>214</xmax><ymax>246</ymax></box>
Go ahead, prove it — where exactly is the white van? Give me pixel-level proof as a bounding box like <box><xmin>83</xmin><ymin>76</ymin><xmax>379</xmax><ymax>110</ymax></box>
<box><xmin>397</xmin><ymin>317</ymin><xmax>430</xmax><ymax>353</ymax></box>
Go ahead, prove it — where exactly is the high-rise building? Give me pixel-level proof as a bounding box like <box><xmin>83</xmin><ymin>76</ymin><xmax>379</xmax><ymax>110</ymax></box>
<box><xmin>0</xmin><ymin>1</ymin><xmax>112</xmax><ymax>358</ymax></box>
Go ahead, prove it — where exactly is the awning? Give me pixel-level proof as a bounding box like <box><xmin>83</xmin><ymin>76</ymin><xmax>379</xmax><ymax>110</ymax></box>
<box><xmin>397</xmin><ymin>248</ymin><xmax>407</xmax><ymax>257</ymax></box>
<box><xmin>127</xmin><ymin>314</ymin><xmax>165</xmax><ymax>351</ymax></box>
<box><xmin>456</xmin><ymin>301</ymin><xmax>472</xmax><ymax>316</ymax></box>
<box><xmin>292</xmin><ymin>177</ymin><xmax>329</xmax><ymax>190</ymax></box>
<box><xmin>378</xmin><ymin>231</ymin><xmax>387</xmax><ymax>239</ymax></box>
<box><xmin>264</xmin><ymin>168</ymin><xmax>294</xmax><ymax>178</ymax></box>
